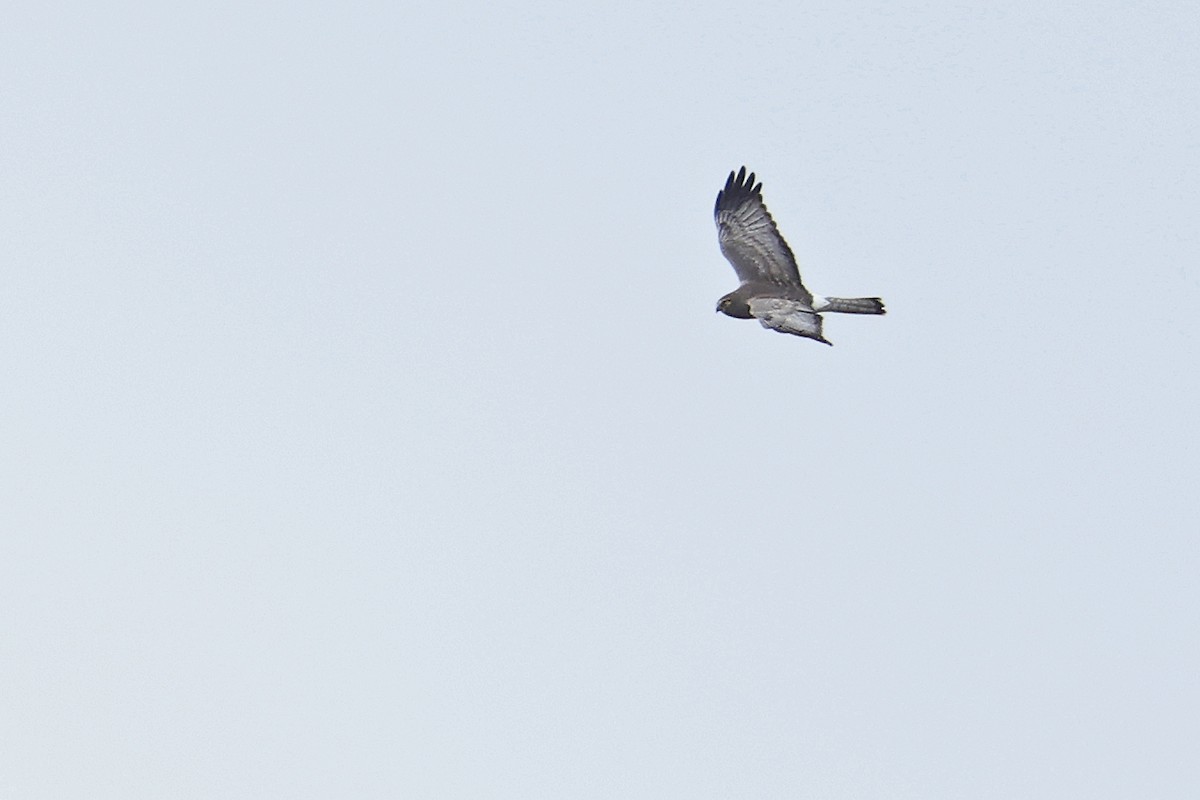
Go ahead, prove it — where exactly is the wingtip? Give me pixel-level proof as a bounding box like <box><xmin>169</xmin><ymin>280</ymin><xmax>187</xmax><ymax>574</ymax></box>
<box><xmin>717</xmin><ymin>165</ymin><xmax>763</xmax><ymax>208</ymax></box>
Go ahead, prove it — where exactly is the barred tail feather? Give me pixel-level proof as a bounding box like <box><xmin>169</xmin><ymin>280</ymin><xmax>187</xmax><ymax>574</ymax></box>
<box><xmin>822</xmin><ymin>296</ymin><xmax>886</xmax><ymax>315</ymax></box>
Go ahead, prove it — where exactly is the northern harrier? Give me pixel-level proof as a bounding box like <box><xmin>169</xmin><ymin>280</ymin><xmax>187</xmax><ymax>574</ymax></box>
<box><xmin>714</xmin><ymin>167</ymin><xmax>885</xmax><ymax>345</ymax></box>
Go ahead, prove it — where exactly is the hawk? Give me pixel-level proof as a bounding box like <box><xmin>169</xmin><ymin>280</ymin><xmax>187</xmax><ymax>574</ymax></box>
<box><xmin>714</xmin><ymin>167</ymin><xmax>885</xmax><ymax>345</ymax></box>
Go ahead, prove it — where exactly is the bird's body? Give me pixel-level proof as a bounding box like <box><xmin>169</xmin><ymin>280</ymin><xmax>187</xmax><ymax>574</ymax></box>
<box><xmin>714</xmin><ymin>167</ymin><xmax>885</xmax><ymax>345</ymax></box>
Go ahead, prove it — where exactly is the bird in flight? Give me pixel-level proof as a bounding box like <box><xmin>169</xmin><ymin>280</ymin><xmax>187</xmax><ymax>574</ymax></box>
<box><xmin>714</xmin><ymin>167</ymin><xmax>885</xmax><ymax>345</ymax></box>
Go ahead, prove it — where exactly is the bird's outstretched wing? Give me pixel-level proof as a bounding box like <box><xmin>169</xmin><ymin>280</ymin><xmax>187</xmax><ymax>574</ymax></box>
<box><xmin>747</xmin><ymin>297</ymin><xmax>830</xmax><ymax>345</ymax></box>
<box><xmin>715</xmin><ymin>167</ymin><xmax>813</xmax><ymax>304</ymax></box>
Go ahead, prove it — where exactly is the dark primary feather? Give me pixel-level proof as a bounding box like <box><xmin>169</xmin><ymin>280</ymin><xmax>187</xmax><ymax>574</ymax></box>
<box><xmin>714</xmin><ymin>167</ymin><xmax>812</xmax><ymax>303</ymax></box>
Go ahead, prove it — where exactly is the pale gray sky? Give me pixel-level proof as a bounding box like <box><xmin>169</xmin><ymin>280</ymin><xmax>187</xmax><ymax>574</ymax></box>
<box><xmin>4</xmin><ymin>1</ymin><xmax>1199</xmax><ymax>797</ymax></box>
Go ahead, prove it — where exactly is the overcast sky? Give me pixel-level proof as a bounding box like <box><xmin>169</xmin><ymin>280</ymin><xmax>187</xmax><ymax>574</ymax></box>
<box><xmin>4</xmin><ymin>1</ymin><xmax>1199</xmax><ymax>797</ymax></box>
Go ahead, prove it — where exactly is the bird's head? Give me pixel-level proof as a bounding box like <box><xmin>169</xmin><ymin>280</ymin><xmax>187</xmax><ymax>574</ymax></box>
<box><xmin>716</xmin><ymin>291</ymin><xmax>751</xmax><ymax>319</ymax></box>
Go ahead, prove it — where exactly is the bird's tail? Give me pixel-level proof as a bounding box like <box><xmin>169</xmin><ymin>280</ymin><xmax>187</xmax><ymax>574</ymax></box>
<box><xmin>821</xmin><ymin>297</ymin><xmax>886</xmax><ymax>315</ymax></box>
